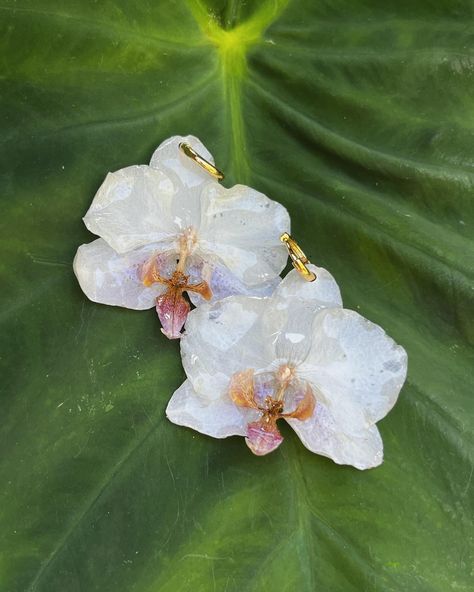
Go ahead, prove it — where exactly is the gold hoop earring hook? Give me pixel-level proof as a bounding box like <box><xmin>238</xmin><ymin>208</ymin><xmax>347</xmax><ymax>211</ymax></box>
<box><xmin>179</xmin><ymin>142</ymin><xmax>225</xmax><ymax>181</ymax></box>
<box><xmin>280</xmin><ymin>233</ymin><xmax>316</xmax><ymax>282</ymax></box>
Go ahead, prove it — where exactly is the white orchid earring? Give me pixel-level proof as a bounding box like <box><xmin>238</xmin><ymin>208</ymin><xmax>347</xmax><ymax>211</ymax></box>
<box><xmin>167</xmin><ymin>236</ymin><xmax>408</xmax><ymax>469</ymax></box>
<box><xmin>73</xmin><ymin>136</ymin><xmax>290</xmax><ymax>338</ymax></box>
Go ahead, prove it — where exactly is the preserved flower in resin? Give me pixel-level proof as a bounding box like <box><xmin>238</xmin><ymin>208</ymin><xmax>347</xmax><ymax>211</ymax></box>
<box><xmin>167</xmin><ymin>265</ymin><xmax>407</xmax><ymax>469</ymax></box>
<box><xmin>74</xmin><ymin>136</ymin><xmax>290</xmax><ymax>338</ymax></box>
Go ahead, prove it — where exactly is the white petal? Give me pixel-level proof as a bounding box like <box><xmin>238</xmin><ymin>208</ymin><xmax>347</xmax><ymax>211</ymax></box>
<box><xmin>199</xmin><ymin>183</ymin><xmax>290</xmax><ymax>285</ymax></box>
<box><xmin>150</xmin><ymin>135</ymin><xmax>217</xmax><ymax>189</ymax></box>
<box><xmin>166</xmin><ymin>379</ymin><xmax>256</xmax><ymax>438</ymax></box>
<box><xmin>273</xmin><ymin>265</ymin><xmax>342</xmax><ymax>310</ymax></box>
<box><xmin>83</xmin><ymin>165</ymin><xmax>179</xmax><ymax>253</ymax></box>
<box><xmin>186</xmin><ymin>255</ymin><xmax>280</xmax><ymax>307</ymax></box>
<box><xmin>181</xmin><ymin>296</ymin><xmax>274</xmax><ymax>396</ymax></box>
<box><xmin>287</xmin><ymin>402</ymin><xmax>383</xmax><ymax>470</ymax></box>
<box><xmin>73</xmin><ymin>239</ymin><xmax>168</xmax><ymax>309</ymax></box>
<box><xmin>261</xmin><ymin>265</ymin><xmax>343</xmax><ymax>364</ymax></box>
<box><xmin>299</xmin><ymin>308</ymin><xmax>408</xmax><ymax>425</ymax></box>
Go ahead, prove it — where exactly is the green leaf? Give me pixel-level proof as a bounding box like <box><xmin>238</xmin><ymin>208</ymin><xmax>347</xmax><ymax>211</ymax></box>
<box><xmin>1</xmin><ymin>1</ymin><xmax>473</xmax><ymax>590</ymax></box>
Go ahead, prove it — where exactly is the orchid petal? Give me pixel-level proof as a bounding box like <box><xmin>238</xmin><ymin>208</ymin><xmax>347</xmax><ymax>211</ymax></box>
<box><xmin>73</xmin><ymin>238</ymin><xmax>169</xmax><ymax>309</ymax></box>
<box><xmin>83</xmin><ymin>136</ymin><xmax>216</xmax><ymax>254</ymax></box>
<box><xmin>166</xmin><ymin>380</ymin><xmax>257</xmax><ymax>438</ymax></box>
<box><xmin>228</xmin><ymin>369</ymin><xmax>258</xmax><ymax>409</ymax></box>
<box><xmin>186</xmin><ymin>256</ymin><xmax>280</xmax><ymax>307</ymax></box>
<box><xmin>260</xmin><ymin>264</ymin><xmax>343</xmax><ymax>364</ymax></box>
<box><xmin>83</xmin><ymin>165</ymin><xmax>179</xmax><ymax>253</ymax></box>
<box><xmin>186</xmin><ymin>280</ymin><xmax>212</xmax><ymax>301</ymax></box>
<box><xmin>181</xmin><ymin>296</ymin><xmax>273</xmax><ymax>396</ymax></box>
<box><xmin>245</xmin><ymin>421</ymin><xmax>284</xmax><ymax>456</ymax></box>
<box><xmin>150</xmin><ymin>135</ymin><xmax>216</xmax><ymax>189</ymax></box>
<box><xmin>156</xmin><ymin>289</ymin><xmax>190</xmax><ymax>340</ymax></box>
<box><xmin>199</xmin><ymin>183</ymin><xmax>290</xmax><ymax>285</ymax></box>
<box><xmin>283</xmin><ymin>382</ymin><xmax>316</xmax><ymax>421</ymax></box>
<box><xmin>273</xmin><ymin>264</ymin><xmax>342</xmax><ymax>310</ymax></box>
<box><xmin>287</xmin><ymin>401</ymin><xmax>383</xmax><ymax>470</ymax></box>
<box><xmin>300</xmin><ymin>308</ymin><xmax>408</xmax><ymax>425</ymax></box>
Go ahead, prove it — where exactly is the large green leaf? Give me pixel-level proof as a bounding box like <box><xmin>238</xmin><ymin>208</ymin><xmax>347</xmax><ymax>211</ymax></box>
<box><xmin>1</xmin><ymin>1</ymin><xmax>473</xmax><ymax>590</ymax></box>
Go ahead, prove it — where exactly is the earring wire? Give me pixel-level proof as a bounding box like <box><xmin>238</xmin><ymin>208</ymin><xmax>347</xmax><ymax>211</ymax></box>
<box><xmin>179</xmin><ymin>142</ymin><xmax>224</xmax><ymax>181</ymax></box>
<box><xmin>280</xmin><ymin>232</ymin><xmax>316</xmax><ymax>282</ymax></box>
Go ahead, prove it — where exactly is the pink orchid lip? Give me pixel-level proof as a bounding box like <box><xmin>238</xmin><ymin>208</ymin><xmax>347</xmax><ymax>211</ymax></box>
<box><xmin>156</xmin><ymin>289</ymin><xmax>190</xmax><ymax>339</ymax></box>
<box><xmin>245</xmin><ymin>421</ymin><xmax>284</xmax><ymax>456</ymax></box>
<box><xmin>155</xmin><ymin>273</ymin><xmax>212</xmax><ymax>339</ymax></box>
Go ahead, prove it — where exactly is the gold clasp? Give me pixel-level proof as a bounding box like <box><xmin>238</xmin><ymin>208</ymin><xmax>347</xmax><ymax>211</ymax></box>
<box><xmin>179</xmin><ymin>142</ymin><xmax>225</xmax><ymax>181</ymax></box>
<box><xmin>280</xmin><ymin>233</ymin><xmax>316</xmax><ymax>282</ymax></box>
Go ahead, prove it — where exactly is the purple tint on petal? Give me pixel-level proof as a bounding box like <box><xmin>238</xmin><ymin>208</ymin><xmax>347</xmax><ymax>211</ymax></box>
<box><xmin>141</xmin><ymin>250</ymin><xmax>179</xmax><ymax>287</ymax></box>
<box><xmin>209</xmin><ymin>263</ymin><xmax>279</xmax><ymax>299</ymax></box>
<box><xmin>245</xmin><ymin>421</ymin><xmax>283</xmax><ymax>456</ymax></box>
<box><xmin>253</xmin><ymin>372</ymin><xmax>277</xmax><ymax>407</ymax></box>
<box><xmin>186</xmin><ymin>257</ymin><xmax>279</xmax><ymax>305</ymax></box>
<box><xmin>156</xmin><ymin>251</ymin><xmax>180</xmax><ymax>276</ymax></box>
<box><xmin>184</xmin><ymin>256</ymin><xmax>205</xmax><ymax>286</ymax></box>
<box><xmin>283</xmin><ymin>380</ymin><xmax>310</xmax><ymax>415</ymax></box>
<box><xmin>156</xmin><ymin>290</ymin><xmax>190</xmax><ymax>339</ymax></box>
<box><xmin>209</xmin><ymin>264</ymin><xmax>249</xmax><ymax>299</ymax></box>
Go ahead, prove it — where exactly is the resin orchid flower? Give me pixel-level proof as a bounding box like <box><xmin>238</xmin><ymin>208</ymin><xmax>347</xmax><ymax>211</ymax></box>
<box><xmin>74</xmin><ymin>135</ymin><xmax>290</xmax><ymax>338</ymax></box>
<box><xmin>167</xmin><ymin>265</ymin><xmax>407</xmax><ymax>469</ymax></box>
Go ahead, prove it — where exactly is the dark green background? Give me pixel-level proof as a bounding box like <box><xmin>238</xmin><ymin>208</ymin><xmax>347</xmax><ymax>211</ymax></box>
<box><xmin>1</xmin><ymin>1</ymin><xmax>473</xmax><ymax>590</ymax></box>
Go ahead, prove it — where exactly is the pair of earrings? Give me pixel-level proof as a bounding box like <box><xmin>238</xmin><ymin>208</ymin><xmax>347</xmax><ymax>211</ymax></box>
<box><xmin>74</xmin><ymin>135</ymin><xmax>407</xmax><ymax>468</ymax></box>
